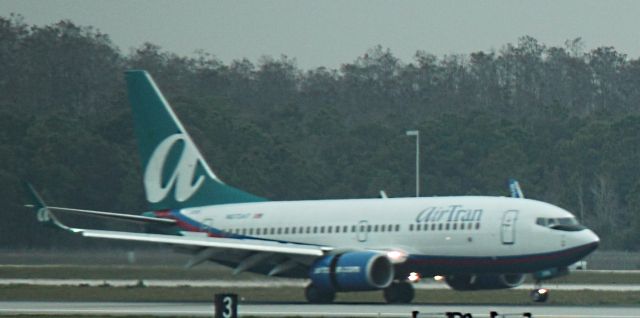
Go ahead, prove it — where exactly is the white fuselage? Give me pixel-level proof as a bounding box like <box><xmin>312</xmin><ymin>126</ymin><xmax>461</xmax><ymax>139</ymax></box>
<box><xmin>169</xmin><ymin>196</ymin><xmax>599</xmax><ymax>274</ymax></box>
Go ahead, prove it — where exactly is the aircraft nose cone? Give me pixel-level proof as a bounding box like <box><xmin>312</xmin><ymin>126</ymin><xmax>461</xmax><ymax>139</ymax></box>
<box><xmin>583</xmin><ymin>229</ymin><xmax>600</xmax><ymax>253</ymax></box>
<box><xmin>588</xmin><ymin>229</ymin><xmax>600</xmax><ymax>244</ymax></box>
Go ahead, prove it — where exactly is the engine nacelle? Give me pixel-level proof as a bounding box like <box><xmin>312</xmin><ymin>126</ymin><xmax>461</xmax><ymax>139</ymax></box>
<box><xmin>309</xmin><ymin>251</ymin><xmax>394</xmax><ymax>292</ymax></box>
<box><xmin>533</xmin><ymin>267</ymin><xmax>569</xmax><ymax>281</ymax></box>
<box><xmin>445</xmin><ymin>273</ymin><xmax>526</xmax><ymax>290</ymax></box>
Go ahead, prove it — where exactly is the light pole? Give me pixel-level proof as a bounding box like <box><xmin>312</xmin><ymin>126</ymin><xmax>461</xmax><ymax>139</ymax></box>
<box><xmin>406</xmin><ymin>130</ymin><xmax>420</xmax><ymax>197</ymax></box>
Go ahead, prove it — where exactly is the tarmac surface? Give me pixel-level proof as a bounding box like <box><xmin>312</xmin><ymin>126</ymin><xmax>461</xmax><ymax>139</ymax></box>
<box><xmin>2</xmin><ymin>278</ymin><xmax>640</xmax><ymax>291</ymax></box>
<box><xmin>0</xmin><ymin>301</ymin><xmax>639</xmax><ymax>317</ymax></box>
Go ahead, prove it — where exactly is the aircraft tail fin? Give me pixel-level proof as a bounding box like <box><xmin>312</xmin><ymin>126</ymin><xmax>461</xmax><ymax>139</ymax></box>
<box><xmin>125</xmin><ymin>70</ymin><xmax>266</xmax><ymax>210</ymax></box>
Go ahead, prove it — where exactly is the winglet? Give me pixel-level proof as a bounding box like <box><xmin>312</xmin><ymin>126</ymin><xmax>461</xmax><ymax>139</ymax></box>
<box><xmin>508</xmin><ymin>178</ymin><xmax>524</xmax><ymax>199</ymax></box>
<box><xmin>24</xmin><ymin>183</ymin><xmax>76</xmax><ymax>232</ymax></box>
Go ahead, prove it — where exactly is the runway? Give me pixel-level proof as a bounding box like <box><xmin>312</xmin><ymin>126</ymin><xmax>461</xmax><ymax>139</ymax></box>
<box><xmin>1</xmin><ymin>278</ymin><xmax>640</xmax><ymax>291</ymax></box>
<box><xmin>0</xmin><ymin>301</ymin><xmax>639</xmax><ymax>317</ymax></box>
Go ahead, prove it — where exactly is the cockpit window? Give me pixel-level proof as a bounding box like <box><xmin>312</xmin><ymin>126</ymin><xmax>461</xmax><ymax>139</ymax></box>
<box><xmin>536</xmin><ymin>217</ymin><xmax>585</xmax><ymax>231</ymax></box>
<box><xmin>557</xmin><ymin>218</ymin><xmax>578</xmax><ymax>225</ymax></box>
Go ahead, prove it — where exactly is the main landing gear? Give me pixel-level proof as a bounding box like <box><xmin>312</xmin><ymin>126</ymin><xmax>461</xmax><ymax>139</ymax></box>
<box><xmin>305</xmin><ymin>283</ymin><xmax>336</xmax><ymax>303</ymax></box>
<box><xmin>383</xmin><ymin>280</ymin><xmax>415</xmax><ymax>303</ymax></box>
<box><xmin>305</xmin><ymin>281</ymin><xmax>415</xmax><ymax>304</ymax></box>
<box><xmin>530</xmin><ymin>281</ymin><xmax>549</xmax><ymax>302</ymax></box>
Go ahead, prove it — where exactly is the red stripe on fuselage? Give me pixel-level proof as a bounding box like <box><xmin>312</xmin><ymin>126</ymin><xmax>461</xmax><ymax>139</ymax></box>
<box><xmin>152</xmin><ymin>210</ymin><xmax>223</xmax><ymax>238</ymax></box>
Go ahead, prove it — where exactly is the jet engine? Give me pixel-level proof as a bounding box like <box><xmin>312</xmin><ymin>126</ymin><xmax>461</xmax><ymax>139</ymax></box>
<box><xmin>445</xmin><ymin>273</ymin><xmax>526</xmax><ymax>290</ymax></box>
<box><xmin>309</xmin><ymin>251</ymin><xmax>394</xmax><ymax>292</ymax></box>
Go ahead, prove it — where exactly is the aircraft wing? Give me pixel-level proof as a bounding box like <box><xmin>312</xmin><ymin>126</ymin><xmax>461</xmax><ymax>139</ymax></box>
<box><xmin>75</xmin><ymin>228</ymin><xmax>328</xmax><ymax>256</ymax></box>
<box><xmin>25</xmin><ymin>183</ymin><xmax>332</xmax><ymax>272</ymax></box>
<box><xmin>25</xmin><ymin>184</ymin><xmax>408</xmax><ymax>275</ymax></box>
<box><xmin>37</xmin><ymin>206</ymin><xmax>176</xmax><ymax>225</ymax></box>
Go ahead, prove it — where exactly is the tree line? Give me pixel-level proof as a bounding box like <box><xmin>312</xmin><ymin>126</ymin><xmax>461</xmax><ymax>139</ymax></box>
<box><xmin>2</xmin><ymin>14</ymin><xmax>640</xmax><ymax>250</ymax></box>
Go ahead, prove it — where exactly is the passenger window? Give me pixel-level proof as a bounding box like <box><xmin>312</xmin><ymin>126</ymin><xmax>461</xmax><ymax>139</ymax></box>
<box><xmin>277</xmin><ymin>228</ymin><xmax>282</xmax><ymax>234</ymax></box>
<box><xmin>374</xmin><ymin>225</ymin><xmax>379</xmax><ymax>232</ymax></box>
<box><xmin>409</xmin><ymin>224</ymin><xmax>414</xmax><ymax>231</ymax></box>
<box><xmin>416</xmin><ymin>224</ymin><xmax>421</xmax><ymax>231</ymax></box>
<box><xmin>306</xmin><ymin>226</ymin><xmax>311</xmax><ymax>233</ymax></box>
<box><xmin>445</xmin><ymin>223</ymin><xmax>450</xmax><ymax>230</ymax></box>
<box><xmin>270</xmin><ymin>228</ymin><xmax>275</xmax><ymax>235</ymax></box>
<box><xmin>284</xmin><ymin>227</ymin><xmax>289</xmax><ymax>234</ymax></box>
<box><xmin>336</xmin><ymin>226</ymin><xmax>340</xmax><ymax>233</ymax></box>
<box><xmin>292</xmin><ymin>227</ymin><xmax>296</xmax><ymax>234</ymax></box>
<box><xmin>320</xmin><ymin>226</ymin><xmax>325</xmax><ymax>233</ymax></box>
<box><xmin>327</xmin><ymin>226</ymin><xmax>332</xmax><ymax>233</ymax></box>
<box><xmin>381</xmin><ymin>225</ymin><xmax>385</xmax><ymax>232</ymax></box>
<box><xmin>460</xmin><ymin>223</ymin><xmax>465</xmax><ymax>230</ymax></box>
<box><xmin>343</xmin><ymin>225</ymin><xmax>348</xmax><ymax>232</ymax></box>
<box><xmin>431</xmin><ymin>223</ymin><xmax>436</xmax><ymax>231</ymax></box>
<box><xmin>388</xmin><ymin>225</ymin><xmax>393</xmax><ymax>231</ymax></box>
<box><xmin>475</xmin><ymin>222</ymin><xmax>480</xmax><ymax>230</ymax></box>
<box><xmin>313</xmin><ymin>226</ymin><xmax>318</xmax><ymax>234</ymax></box>
<box><xmin>438</xmin><ymin>223</ymin><xmax>443</xmax><ymax>230</ymax></box>
<box><xmin>352</xmin><ymin>225</ymin><xmax>357</xmax><ymax>232</ymax></box>
<box><xmin>453</xmin><ymin>223</ymin><xmax>457</xmax><ymax>230</ymax></box>
<box><xmin>395</xmin><ymin>224</ymin><xmax>400</xmax><ymax>231</ymax></box>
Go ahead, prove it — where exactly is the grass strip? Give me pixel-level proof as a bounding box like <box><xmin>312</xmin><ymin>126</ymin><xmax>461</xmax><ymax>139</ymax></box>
<box><xmin>3</xmin><ymin>266</ymin><xmax>640</xmax><ymax>284</ymax></box>
<box><xmin>1</xmin><ymin>285</ymin><xmax>640</xmax><ymax>306</ymax></box>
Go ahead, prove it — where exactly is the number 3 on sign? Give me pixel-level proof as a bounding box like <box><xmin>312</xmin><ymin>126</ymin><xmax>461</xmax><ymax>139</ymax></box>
<box><xmin>215</xmin><ymin>293</ymin><xmax>237</xmax><ymax>318</ymax></box>
<box><xmin>222</xmin><ymin>296</ymin><xmax>233</xmax><ymax>318</ymax></box>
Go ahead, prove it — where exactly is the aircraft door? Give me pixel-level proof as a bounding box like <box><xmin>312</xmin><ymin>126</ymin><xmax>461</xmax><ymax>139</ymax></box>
<box><xmin>357</xmin><ymin>220</ymin><xmax>369</xmax><ymax>242</ymax></box>
<box><xmin>501</xmin><ymin>210</ymin><xmax>518</xmax><ymax>245</ymax></box>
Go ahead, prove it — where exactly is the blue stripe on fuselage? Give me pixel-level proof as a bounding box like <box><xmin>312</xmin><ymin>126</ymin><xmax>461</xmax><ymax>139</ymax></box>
<box><xmin>397</xmin><ymin>242</ymin><xmax>598</xmax><ymax>276</ymax></box>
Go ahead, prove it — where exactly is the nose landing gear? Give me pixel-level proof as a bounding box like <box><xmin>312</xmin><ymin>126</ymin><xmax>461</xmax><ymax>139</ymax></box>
<box><xmin>530</xmin><ymin>281</ymin><xmax>549</xmax><ymax>302</ymax></box>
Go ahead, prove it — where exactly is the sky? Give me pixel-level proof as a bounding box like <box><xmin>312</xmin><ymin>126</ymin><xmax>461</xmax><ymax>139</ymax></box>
<box><xmin>2</xmin><ymin>0</ymin><xmax>639</xmax><ymax>70</ymax></box>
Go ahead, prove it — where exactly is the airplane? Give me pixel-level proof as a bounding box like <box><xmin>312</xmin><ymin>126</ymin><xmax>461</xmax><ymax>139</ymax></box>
<box><xmin>26</xmin><ymin>70</ymin><xmax>599</xmax><ymax>303</ymax></box>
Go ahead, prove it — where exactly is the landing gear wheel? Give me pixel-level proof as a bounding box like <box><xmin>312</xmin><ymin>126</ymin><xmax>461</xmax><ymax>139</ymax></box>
<box><xmin>530</xmin><ymin>288</ymin><xmax>549</xmax><ymax>302</ymax></box>
<box><xmin>383</xmin><ymin>281</ymin><xmax>415</xmax><ymax>303</ymax></box>
<box><xmin>305</xmin><ymin>283</ymin><xmax>335</xmax><ymax>303</ymax></box>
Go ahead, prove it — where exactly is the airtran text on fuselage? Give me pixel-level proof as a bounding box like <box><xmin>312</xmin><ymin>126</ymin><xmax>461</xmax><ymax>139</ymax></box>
<box><xmin>415</xmin><ymin>205</ymin><xmax>483</xmax><ymax>223</ymax></box>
